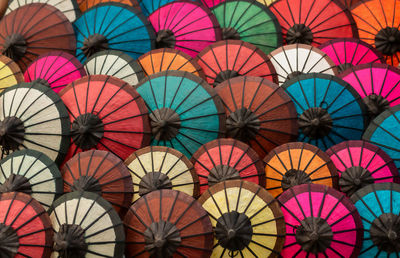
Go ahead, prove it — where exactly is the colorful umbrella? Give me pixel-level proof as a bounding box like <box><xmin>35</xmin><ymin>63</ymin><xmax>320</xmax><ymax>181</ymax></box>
<box><xmin>136</xmin><ymin>71</ymin><xmax>225</xmax><ymax>158</ymax></box>
<box><xmin>77</xmin><ymin>0</ymin><xmax>140</xmax><ymax>12</ymax></box>
<box><xmin>0</xmin><ymin>192</ymin><xmax>53</xmax><ymax>258</ymax></box>
<box><xmin>268</xmin><ymin>44</ymin><xmax>338</xmax><ymax>86</ymax></box>
<box><xmin>138</xmin><ymin>0</ymin><xmax>200</xmax><ymax>16</ymax></box>
<box><xmin>0</xmin><ymin>82</ymin><xmax>70</xmax><ymax>165</ymax></box>
<box><xmin>0</xmin><ymin>54</ymin><xmax>24</xmax><ymax>92</ymax></box>
<box><xmin>49</xmin><ymin>191</ymin><xmax>125</xmax><ymax>257</ymax></box>
<box><xmin>196</xmin><ymin>40</ymin><xmax>277</xmax><ymax>87</ymax></box>
<box><xmin>264</xmin><ymin>142</ymin><xmax>338</xmax><ymax>198</ymax></box>
<box><xmin>0</xmin><ymin>149</ymin><xmax>63</xmax><ymax>210</ymax></box>
<box><xmin>24</xmin><ymin>51</ymin><xmax>86</xmax><ymax>93</ymax></box>
<box><xmin>283</xmin><ymin>74</ymin><xmax>367</xmax><ymax>150</ymax></box>
<box><xmin>319</xmin><ymin>38</ymin><xmax>385</xmax><ymax>74</ymax></box>
<box><xmin>124</xmin><ymin>189</ymin><xmax>213</xmax><ymax>257</ymax></box>
<box><xmin>337</xmin><ymin>0</ymin><xmax>362</xmax><ymax>9</ymax></box>
<box><xmin>351</xmin><ymin>0</ymin><xmax>400</xmax><ymax>66</ymax></box>
<box><xmin>211</xmin><ymin>0</ymin><xmax>282</xmax><ymax>55</ymax></box>
<box><xmin>62</xmin><ymin>150</ymin><xmax>133</xmax><ymax>217</ymax></box>
<box><xmin>340</xmin><ymin>63</ymin><xmax>400</xmax><ymax>121</ymax></box>
<box><xmin>84</xmin><ymin>50</ymin><xmax>145</xmax><ymax>86</ymax></box>
<box><xmin>269</xmin><ymin>0</ymin><xmax>358</xmax><ymax>46</ymax></box>
<box><xmin>351</xmin><ymin>182</ymin><xmax>400</xmax><ymax>257</ymax></box>
<box><xmin>278</xmin><ymin>184</ymin><xmax>363</xmax><ymax>257</ymax></box>
<box><xmin>198</xmin><ymin>180</ymin><xmax>286</xmax><ymax>257</ymax></box>
<box><xmin>200</xmin><ymin>0</ymin><xmax>225</xmax><ymax>9</ymax></box>
<box><xmin>125</xmin><ymin>146</ymin><xmax>199</xmax><ymax>202</ymax></box>
<box><xmin>73</xmin><ymin>3</ymin><xmax>155</xmax><ymax>63</ymax></box>
<box><xmin>138</xmin><ymin>48</ymin><xmax>205</xmax><ymax>79</ymax></box>
<box><xmin>326</xmin><ymin>140</ymin><xmax>399</xmax><ymax>197</ymax></box>
<box><xmin>0</xmin><ymin>3</ymin><xmax>76</xmax><ymax>72</ymax></box>
<box><xmin>148</xmin><ymin>0</ymin><xmax>221</xmax><ymax>58</ymax></box>
<box><xmin>59</xmin><ymin>75</ymin><xmax>151</xmax><ymax>163</ymax></box>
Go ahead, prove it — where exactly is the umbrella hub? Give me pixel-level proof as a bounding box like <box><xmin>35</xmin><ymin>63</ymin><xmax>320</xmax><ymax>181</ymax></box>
<box><xmin>281</xmin><ymin>169</ymin><xmax>312</xmax><ymax>191</ymax></box>
<box><xmin>82</xmin><ymin>34</ymin><xmax>109</xmax><ymax>58</ymax></box>
<box><xmin>298</xmin><ymin>107</ymin><xmax>333</xmax><ymax>139</ymax></box>
<box><xmin>370</xmin><ymin>213</ymin><xmax>400</xmax><ymax>253</ymax></box>
<box><xmin>144</xmin><ymin>220</ymin><xmax>181</xmax><ymax>257</ymax></box>
<box><xmin>156</xmin><ymin>30</ymin><xmax>176</xmax><ymax>49</ymax></box>
<box><xmin>208</xmin><ymin>164</ymin><xmax>241</xmax><ymax>187</ymax></box>
<box><xmin>214</xmin><ymin>70</ymin><xmax>240</xmax><ymax>87</ymax></box>
<box><xmin>0</xmin><ymin>223</ymin><xmax>19</xmax><ymax>257</ymax></box>
<box><xmin>53</xmin><ymin>223</ymin><xmax>88</xmax><ymax>258</ymax></box>
<box><xmin>363</xmin><ymin>94</ymin><xmax>390</xmax><ymax>120</ymax></box>
<box><xmin>222</xmin><ymin>27</ymin><xmax>241</xmax><ymax>40</ymax></box>
<box><xmin>33</xmin><ymin>78</ymin><xmax>51</xmax><ymax>88</ymax></box>
<box><xmin>339</xmin><ymin>166</ymin><xmax>374</xmax><ymax>196</ymax></box>
<box><xmin>337</xmin><ymin>63</ymin><xmax>353</xmax><ymax>73</ymax></box>
<box><xmin>0</xmin><ymin>174</ymin><xmax>32</xmax><ymax>194</ymax></box>
<box><xmin>0</xmin><ymin>116</ymin><xmax>25</xmax><ymax>154</ymax></box>
<box><xmin>71</xmin><ymin>175</ymin><xmax>102</xmax><ymax>194</ymax></box>
<box><xmin>2</xmin><ymin>33</ymin><xmax>27</xmax><ymax>61</ymax></box>
<box><xmin>226</xmin><ymin>107</ymin><xmax>260</xmax><ymax>142</ymax></box>
<box><xmin>150</xmin><ymin>108</ymin><xmax>181</xmax><ymax>141</ymax></box>
<box><xmin>295</xmin><ymin>217</ymin><xmax>333</xmax><ymax>254</ymax></box>
<box><xmin>138</xmin><ymin>172</ymin><xmax>173</xmax><ymax>196</ymax></box>
<box><xmin>286</xmin><ymin>71</ymin><xmax>304</xmax><ymax>81</ymax></box>
<box><xmin>286</xmin><ymin>24</ymin><xmax>313</xmax><ymax>45</ymax></box>
<box><xmin>375</xmin><ymin>27</ymin><xmax>400</xmax><ymax>55</ymax></box>
<box><xmin>71</xmin><ymin>113</ymin><xmax>104</xmax><ymax>150</ymax></box>
<box><xmin>215</xmin><ymin>211</ymin><xmax>253</xmax><ymax>251</ymax></box>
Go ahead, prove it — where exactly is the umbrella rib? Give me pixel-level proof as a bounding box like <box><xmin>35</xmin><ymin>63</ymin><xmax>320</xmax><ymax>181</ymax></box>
<box><xmin>173</xmin><ymin>197</ymin><xmax>197</xmax><ymax>226</ymax></box>
<box><xmin>306</xmin><ymin>0</ymin><xmax>332</xmax><ymax>29</ymax></box>
<box><xmin>352</xmin><ymin>13</ymin><xmax>381</xmax><ymax>33</ymax></box>
<box><xmin>309</xmin><ymin>10</ymin><xmax>350</xmax><ymax>32</ymax></box>
<box><xmin>269</xmin><ymin>4</ymin><xmax>291</xmax><ymax>28</ymax></box>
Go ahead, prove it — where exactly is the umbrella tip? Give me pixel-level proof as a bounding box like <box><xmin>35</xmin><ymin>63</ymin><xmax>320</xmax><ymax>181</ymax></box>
<box><xmin>144</xmin><ymin>220</ymin><xmax>181</xmax><ymax>257</ymax></box>
<box><xmin>286</xmin><ymin>24</ymin><xmax>313</xmax><ymax>45</ymax></box>
<box><xmin>81</xmin><ymin>34</ymin><xmax>109</xmax><ymax>59</ymax></box>
<box><xmin>1</xmin><ymin>34</ymin><xmax>27</xmax><ymax>62</ymax></box>
<box><xmin>156</xmin><ymin>30</ymin><xmax>176</xmax><ymax>49</ymax></box>
<box><xmin>53</xmin><ymin>224</ymin><xmax>88</xmax><ymax>258</ymax></box>
<box><xmin>0</xmin><ymin>116</ymin><xmax>25</xmax><ymax>154</ymax></box>
<box><xmin>138</xmin><ymin>172</ymin><xmax>173</xmax><ymax>196</ymax></box>
<box><xmin>363</xmin><ymin>94</ymin><xmax>390</xmax><ymax>121</ymax></box>
<box><xmin>0</xmin><ymin>174</ymin><xmax>32</xmax><ymax>194</ymax></box>
<box><xmin>0</xmin><ymin>223</ymin><xmax>19</xmax><ymax>257</ymax></box>
<box><xmin>375</xmin><ymin>27</ymin><xmax>400</xmax><ymax>56</ymax></box>
<box><xmin>222</xmin><ymin>27</ymin><xmax>241</xmax><ymax>41</ymax></box>
<box><xmin>226</xmin><ymin>107</ymin><xmax>260</xmax><ymax>142</ymax></box>
<box><xmin>298</xmin><ymin>107</ymin><xmax>332</xmax><ymax>140</ymax></box>
<box><xmin>71</xmin><ymin>113</ymin><xmax>104</xmax><ymax>150</ymax></box>
<box><xmin>150</xmin><ymin>108</ymin><xmax>180</xmax><ymax>141</ymax></box>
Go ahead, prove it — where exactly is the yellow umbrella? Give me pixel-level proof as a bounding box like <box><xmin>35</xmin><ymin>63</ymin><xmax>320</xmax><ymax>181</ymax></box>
<box><xmin>0</xmin><ymin>55</ymin><xmax>23</xmax><ymax>92</ymax></box>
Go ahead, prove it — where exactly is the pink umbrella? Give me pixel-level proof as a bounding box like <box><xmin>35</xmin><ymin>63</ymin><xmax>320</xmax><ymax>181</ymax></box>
<box><xmin>24</xmin><ymin>51</ymin><xmax>86</xmax><ymax>93</ymax></box>
<box><xmin>200</xmin><ymin>0</ymin><xmax>225</xmax><ymax>9</ymax></box>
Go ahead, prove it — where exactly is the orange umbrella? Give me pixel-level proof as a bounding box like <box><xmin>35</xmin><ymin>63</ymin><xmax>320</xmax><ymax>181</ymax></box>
<box><xmin>77</xmin><ymin>0</ymin><xmax>140</xmax><ymax>12</ymax></box>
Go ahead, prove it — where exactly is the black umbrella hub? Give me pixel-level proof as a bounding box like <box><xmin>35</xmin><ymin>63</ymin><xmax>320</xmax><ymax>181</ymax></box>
<box><xmin>0</xmin><ymin>174</ymin><xmax>32</xmax><ymax>194</ymax></box>
<box><xmin>298</xmin><ymin>107</ymin><xmax>333</xmax><ymax>139</ymax></box>
<box><xmin>296</xmin><ymin>217</ymin><xmax>333</xmax><ymax>254</ymax></box>
<box><xmin>214</xmin><ymin>70</ymin><xmax>240</xmax><ymax>87</ymax></box>
<box><xmin>0</xmin><ymin>116</ymin><xmax>25</xmax><ymax>155</ymax></box>
<box><xmin>208</xmin><ymin>164</ymin><xmax>241</xmax><ymax>187</ymax></box>
<box><xmin>81</xmin><ymin>34</ymin><xmax>109</xmax><ymax>58</ymax></box>
<box><xmin>144</xmin><ymin>220</ymin><xmax>181</xmax><ymax>257</ymax></box>
<box><xmin>286</xmin><ymin>24</ymin><xmax>313</xmax><ymax>45</ymax></box>
<box><xmin>71</xmin><ymin>175</ymin><xmax>102</xmax><ymax>194</ymax></box>
<box><xmin>138</xmin><ymin>172</ymin><xmax>173</xmax><ymax>197</ymax></box>
<box><xmin>222</xmin><ymin>27</ymin><xmax>241</xmax><ymax>40</ymax></box>
<box><xmin>337</xmin><ymin>63</ymin><xmax>353</xmax><ymax>74</ymax></box>
<box><xmin>2</xmin><ymin>33</ymin><xmax>27</xmax><ymax>61</ymax></box>
<box><xmin>370</xmin><ymin>213</ymin><xmax>400</xmax><ymax>253</ymax></box>
<box><xmin>363</xmin><ymin>93</ymin><xmax>390</xmax><ymax>120</ymax></box>
<box><xmin>281</xmin><ymin>169</ymin><xmax>312</xmax><ymax>191</ymax></box>
<box><xmin>156</xmin><ymin>30</ymin><xmax>176</xmax><ymax>49</ymax></box>
<box><xmin>71</xmin><ymin>113</ymin><xmax>104</xmax><ymax>150</ymax></box>
<box><xmin>375</xmin><ymin>27</ymin><xmax>400</xmax><ymax>56</ymax></box>
<box><xmin>150</xmin><ymin>108</ymin><xmax>181</xmax><ymax>141</ymax></box>
<box><xmin>0</xmin><ymin>222</ymin><xmax>19</xmax><ymax>257</ymax></box>
<box><xmin>226</xmin><ymin>107</ymin><xmax>261</xmax><ymax>142</ymax></box>
<box><xmin>339</xmin><ymin>166</ymin><xmax>374</xmax><ymax>196</ymax></box>
<box><xmin>54</xmin><ymin>223</ymin><xmax>88</xmax><ymax>258</ymax></box>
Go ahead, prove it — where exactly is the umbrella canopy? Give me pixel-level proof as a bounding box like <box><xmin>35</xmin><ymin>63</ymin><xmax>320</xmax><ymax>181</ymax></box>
<box><xmin>0</xmin><ymin>54</ymin><xmax>24</xmax><ymax>92</ymax></box>
<box><xmin>84</xmin><ymin>50</ymin><xmax>144</xmax><ymax>86</ymax></box>
<box><xmin>190</xmin><ymin>138</ymin><xmax>265</xmax><ymax>195</ymax></box>
<box><xmin>73</xmin><ymin>3</ymin><xmax>155</xmax><ymax>63</ymax></box>
<box><xmin>24</xmin><ymin>51</ymin><xmax>86</xmax><ymax>93</ymax></box>
<box><xmin>125</xmin><ymin>146</ymin><xmax>199</xmax><ymax>202</ymax></box>
<box><xmin>196</xmin><ymin>40</ymin><xmax>277</xmax><ymax>87</ymax></box>
<box><xmin>124</xmin><ymin>189</ymin><xmax>213</xmax><ymax>257</ymax></box>
<box><xmin>198</xmin><ymin>180</ymin><xmax>285</xmax><ymax>257</ymax></box>
<box><xmin>269</xmin><ymin>0</ymin><xmax>358</xmax><ymax>46</ymax></box>
<box><xmin>268</xmin><ymin>44</ymin><xmax>338</xmax><ymax>86</ymax></box>
<box><xmin>62</xmin><ymin>150</ymin><xmax>133</xmax><ymax>217</ymax></box>
<box><xmin>215</xmin><ymin>76</ymin><xmax>298</xmax><ymax>158</ymax></box>
<box><xmin>0</xmin><ymin>149</ymin><xmax>63</xmax><ymax>210</ymax></box>
<box><xmin>278</xmin><ymin>184</ymin><xmax>363</xmax><ymax>257</ymax></box>
<box><xmin>351</xmin><ymin>182</ymin><xmax>400</xmax><ymax>257</ymax></box>
<box><xmin>138</xmin><ymin>48</ymin><xmax>205</xmax><ymax>79</ymax></box>
<box><xmin>264</xmin><ymin>142</ymin><xmax>338</xmax><ymax>198</ymax></box>
<box><xmin>319</xmin><ymin>38</ymin><xmax>385</xmax><ymax>74</ymax></box>
<box><xmin>340</xmin><ymin>63</ymin><xmax>400</xmax><ymax>121</ymax></box>
<box><xmin>136</xmin><ymin>71</ymin><xmax>225</xmax><ymax>158</ymax></box>
<box><xmin>337</xmin><ymin>0</ymin><xmax>362</xmax><ymax>9</ymax></box>
<box><xmin>351</xmin><ymin>0</ymin><xmax>400</xmax><ymax>66</ymax></box>
<box><xmin>326</xmin><ymin>140</ymin><xmax>399</xmax><ymax>197</ymax></box>
<box><xmin>77</xmin><ymin>0</ymin><xmax>140</xmax><ymax>12</ymax></box>
<box><xmin>139</xmin><ymin>0</ymin><xmax>200</xmax><ymax>16</ymax></box>
<box><xmin>49</xmin><ymin>191</ymin><xmax>125</xmax><ymax>257</ymax></box>
<box><xmin>283</xmin><ymin>73</ymin><xmax>367</xmax><ymax>151</ymax></box>
<box><xmin>0</xmin><ymin>3</ymin><xmax>76</xmax><ymax>72</ymax></box>
<box><xmin>0</xmin><ymin>192</ymin><xmax>53</xmax><ymax>258</ymax></box>
<box><xmin>148</xmin><ymin>0</ymin><xmax>221</xmax><ymax>58</ymax></box>
<box><xmin>59</xmin><ymin>75</ymin><xmax>151</xmax><ymax>163</ymax></box>
<box><xmin>211</xmin><ymin>0</ymin><xmax>282</xmax><ymax>55</ymax></box>
<box><xmin>0</xmin><ymin>82</ymin><xmax>70</xmax><ymax>165</ymax></box>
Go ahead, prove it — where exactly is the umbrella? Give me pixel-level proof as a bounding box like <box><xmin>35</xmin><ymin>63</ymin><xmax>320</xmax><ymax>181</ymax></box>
<box><xmin>269</xmin><ymin>0</ymin><xmax>358</xmax><ymax>46</ymax></box>
<box><xmin>24</xmin><ymin>51</ymin><xmax>86</xmax><ymax>93</ymax></box>
<box><xmin>278</xmin><ymin>184</ymin><xmax>363</xmax><ymax>257</ymax></box>
<box><xmin>198</xmin><ymin>179</ymin><xmax>286</xmax><ymax>257</ymax></box>
<box><xmin>340</xmin><ymin>63</ymin><xmax>400</xmax><ymax>121</ymax></box>
<box><xmin>77</xmin><ymin>0</ymin><xmax>140</xmax><ymax>12</ymax></box>
<box><xmin>73</xmin><ymin>3</ymin><xmax>155</xmax><ymax>63</ymax></box>
<box><xmin>351</xmin><ymin>0</ymin><xmax>400</xmax><ymax>66</ymax></box>
<box><xmin>125</xmin><ymin>145</ymin><xmax>199</xmax><ymax>202</ymax></box>
<box><xmin>49</xmin><ymin>191</ymin><xmax>125</xmax><ymax>257</ymax></box>
<box><xmin>211</xmin><ymin>0</ymin><xmax>282</xmax><ymax>55</ymax></box>
<box><xmin>139</xmin><ymin>0</ymin><xmax>200</xmax><ymax>16</ymax></box>
<box><xmin>319</xmin><ymin>38</ymin><xmax>385</xmax><ymax>74</ymax></box>
<box><xmin>337</xmin><ymin>0</ymin><xmax>362</xmax><ymax>9</ymax></box>
<box><xmin>268</xmin><ymin>44</ymin><xmax>338</xmax><ymax>86</ymax></box>
<box><xmin>190</xmin><ymin>138</ymin><xmax>265</xmax><ymax>194</ymax></box>
<box><xmin>137</xmin><ymin>48</ymin><xmax>206</xmax><ymax>79</ymax></box>
<box><xmin>0</xmin><ymin>192</ymin><xmax>53</xmax><ymax>258</ymax></box>
<box><xmin>84</xmin><ymin>50</ymin><xmax>145</xmax><ymax>86</ymax></box>
<box><xmin>148</xmin><ymin>0</ymin><xmax>221</xmax><ymax>58</ymax></box>
<box><xmin>124</xmin><ymin>189</ymin><xmax>213</xmax><ymax>257</ymax></box>
<box><xmin>196</xmin><ymin>40</ymin><xmax>277</xmax><ymax>87</ymax></box>
<box><xmin>0</xmin><ymin>54</ymin><xmax>24</xmax><ymax>92</ymax></box>
<box><xmin>136</xmin><ymin>71</ymin><xmax>225</xmax><ymax>158</ymax></box>
<box><xmin>0</xmin><ymin>149</ymin><xmax>63</xmax><ymax>210</ymax></box>
<box><xmin>59</xmin><ymin>75</ymin><xmax>151</xmax><ymax>163</ymax></box>
<box><xmin>283</xmin><ymin>73</ymin><xmax>367</xmax><ymax>151</ymax></box>
<box><xmin>351</xmin><ymin>182</ymin><xmax>400</xmax><ymax>257</ymax></box>
<box><xmin>326</xmin><ymin>140</ymin><xmax>399</xmax><ymax>197</ymax></box>
<box><xmin>0</xmin><ymin>82</ymin><xmax>70</xmax><ymax>165</ymax></box>
<box><xmin>0</xmin><ymin>3</ymin><xmax>76</xmax><ymax>72</ymax></box>
<box><xmin>264</xmin><ymin>142</ymin><xmax>338</xmax><ymax>198</ymax></box>
<box><xmin>62</xmin><ymin>150</ymin><xmax>133</xmax><ymax>217</ymax></box>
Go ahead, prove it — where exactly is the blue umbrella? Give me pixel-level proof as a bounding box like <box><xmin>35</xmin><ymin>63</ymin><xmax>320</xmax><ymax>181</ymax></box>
<box><xmin>138</xmin><ymin>0</ymin><xmax>199</xmax><ymax>16</ymax></box>
<box><xmin>73</xmin><ymin>3</ymin><xmax>155</xmax><ymax>63</ymax></box>
<box><xmin>136</xmin><ymin>70</ymin><xmax>225</xmax><ymax>158</ymax></box>
<box><xmin>282</xmin><ymin>73</ymin><xmax>367</xmax><ymax>150</ymax></box>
